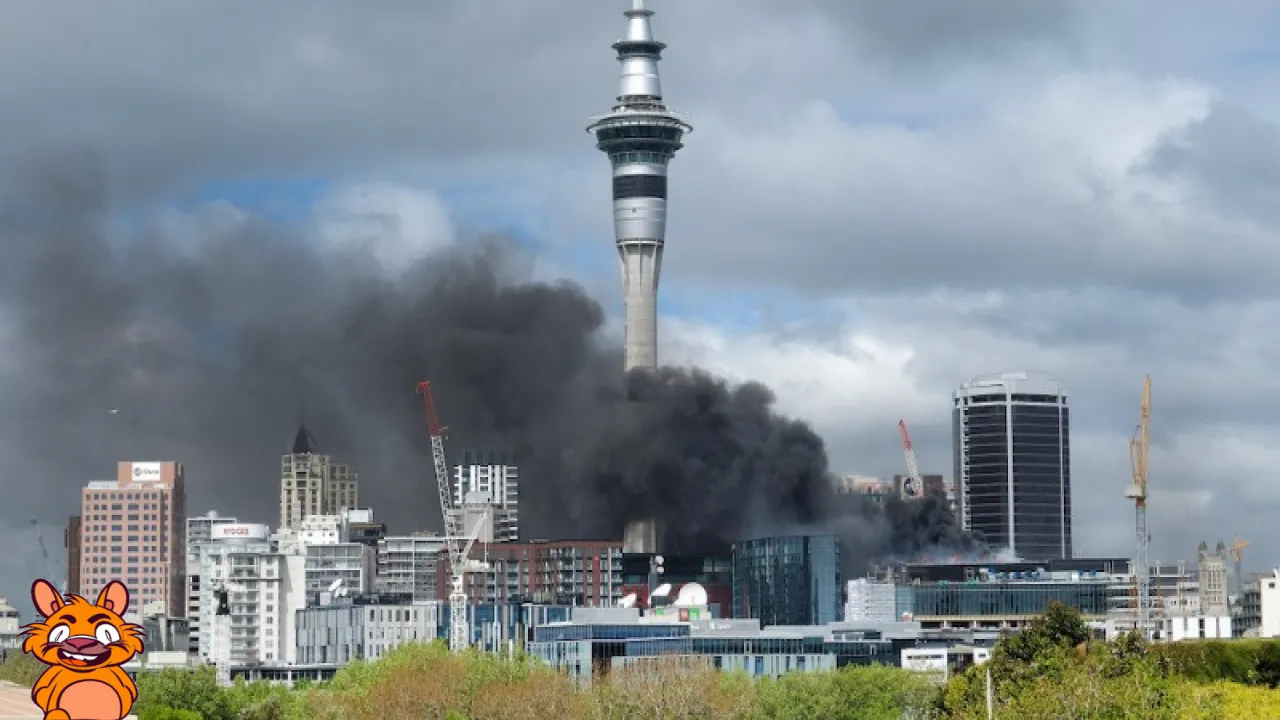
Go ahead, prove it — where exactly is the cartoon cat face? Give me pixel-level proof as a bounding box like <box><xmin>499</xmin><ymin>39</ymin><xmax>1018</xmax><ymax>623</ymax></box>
<box><xmin>20</xmin><ymin>579</ymin><xmax>145</xmax><ymax>671</ymax></box>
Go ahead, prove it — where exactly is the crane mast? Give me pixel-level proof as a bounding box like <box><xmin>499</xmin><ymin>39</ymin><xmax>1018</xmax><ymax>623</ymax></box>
<box><xmin>1124</xmin><ymin>375</ymin><xmax>1152</xmax><ymax>637</ymax></box>
<box><xmin>417</xmin><ymin>381</ymin><xmax>488</xmax><ymax>653</ymax></box>
<box><xmin>898</xmin><ymin>420</ymin><xmax>923</xmax><ymax>498</ymax></box>
<box><xmin>1229</xmin><ymin>535</ymin><xmax>1251</xmax><ymax>594</ymax></box>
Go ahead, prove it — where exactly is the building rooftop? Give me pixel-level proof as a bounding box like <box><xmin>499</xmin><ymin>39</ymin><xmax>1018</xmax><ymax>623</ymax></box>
<box><xmin>956</xmin><ymin>372</ymin><xmax>1066</xmax><ymax>398</ymax></box>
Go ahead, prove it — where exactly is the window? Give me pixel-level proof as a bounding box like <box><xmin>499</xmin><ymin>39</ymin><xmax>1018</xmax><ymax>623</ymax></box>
<box><xmin>612</xmin><ymin>174</ymin><xmax>667</xmax><ymax>200</ymax></box>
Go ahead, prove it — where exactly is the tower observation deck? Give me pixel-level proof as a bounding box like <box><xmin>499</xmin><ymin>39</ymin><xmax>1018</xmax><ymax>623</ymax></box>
<box><xmin>587</xmin><ymin>0</ymin><xmax>691</xmax><ymax>554</ymax></box>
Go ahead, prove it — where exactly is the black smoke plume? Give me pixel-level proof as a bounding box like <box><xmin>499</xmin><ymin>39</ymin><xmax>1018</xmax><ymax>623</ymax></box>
<box><xmin>0</xmin><ymin>154</ymin><xmax>981</xmax><ymax>593</ymax></box>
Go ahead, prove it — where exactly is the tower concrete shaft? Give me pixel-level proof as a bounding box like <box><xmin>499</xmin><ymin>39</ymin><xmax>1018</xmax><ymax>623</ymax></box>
<box><xmin>588</xmin><ymin>0</ymin><xmax>691</xmax><ymax>554</ymax></box>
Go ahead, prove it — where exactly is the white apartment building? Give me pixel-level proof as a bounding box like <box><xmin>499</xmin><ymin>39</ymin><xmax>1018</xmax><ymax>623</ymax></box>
<box><xmin>1163</xmin><ymin>615</ymin><xmax>1233</xmax><ymax>641</ymax></box>
<box><xmin>296</xmin><ymin>598</ymin><xmax>441</xmax><ymax>665</ymax></box>
<box><xmin>298</xmin><ymin>515</ymin><xmax>344</xmax><ymax>546</ymax></box>
<box><xmin>186</xmin><ymin>511</ymin><xmax>239</xmax><ymax>655</ymax></box>
<box><xmin>1253</xmin><ymin>570</ymin><xmax>1280</xmax><ymax>638</ymax></box>
<box><xmin>296</xmin><ymin>514</ymin><xmax>375</xmax><ymax>602</ymax></box>
<box><xmin>452</xmin><ymin>449</ymin><xmax>519</xmax><ymax>542</ymax></box>
<box><xmin>197</xmin><ymin>523</ymin><xmax>306</xmax><ymax>666</ymax></box>
<box><xmin>845</xmin><ymin>579</ymin><xmax>897</xmax><ymax>623</ymax></box>
<box><xmin>0</xmin><ymin>598</ymin><xmax>19</xmax><ymax>657</ymax></box>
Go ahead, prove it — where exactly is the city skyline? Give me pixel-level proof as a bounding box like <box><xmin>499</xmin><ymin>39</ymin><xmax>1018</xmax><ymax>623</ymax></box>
<box><xmin>0</xmin><ymin>0</ymin><xmax>1276</xmax><ymax>609</ymax></box>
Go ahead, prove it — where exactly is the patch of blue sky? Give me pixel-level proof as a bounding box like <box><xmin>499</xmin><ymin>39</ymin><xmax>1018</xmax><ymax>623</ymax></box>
<box><xmin>179</xmin><ymin>176</ymin><xmax>331</xmax><ymax>224</ymax></box>
<box><xmin>434</xmin><ymin>183</ymin><xmax>548</xmax><ymax>248</ymax></box>
<box><xmin>833</xmin><ymin>103</ymin><xmax>935</xmax><ymax>132</ymax></box>
<box><xmin>661</xmin><ymin>285</ymin><xmax>847</xmax><ymax>333</ymax></box>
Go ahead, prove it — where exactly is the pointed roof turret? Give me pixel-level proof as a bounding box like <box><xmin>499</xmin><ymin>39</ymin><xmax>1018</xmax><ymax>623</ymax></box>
<box><xmin>292</xmin><ymin>424</ymin><xmax>317</xmax><ymax>454</ymax></box>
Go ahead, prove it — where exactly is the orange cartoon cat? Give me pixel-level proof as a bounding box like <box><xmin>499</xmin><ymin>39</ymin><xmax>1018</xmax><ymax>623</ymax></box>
<box><xmin>20</xmin><ymin>579</ymin><xmax>145</xmax><ymax>720</ymax></box>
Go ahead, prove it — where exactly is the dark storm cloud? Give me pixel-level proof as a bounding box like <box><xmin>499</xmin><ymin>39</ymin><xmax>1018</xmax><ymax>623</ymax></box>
<box><xmin>0</xmin><ymin>156</ymin><xmax>978</xmax><ymax>586</ymax></box>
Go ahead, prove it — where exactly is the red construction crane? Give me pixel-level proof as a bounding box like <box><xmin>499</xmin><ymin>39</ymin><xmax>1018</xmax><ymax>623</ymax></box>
<box><xmin>898</xmin><ymin>419</ymin><xmax>923</xmax><ymax>498</ymax></box>
<box><xmin>416</xmin><ymin>381</ymin><xmax>489</xmax><ymax>652</ymax></box>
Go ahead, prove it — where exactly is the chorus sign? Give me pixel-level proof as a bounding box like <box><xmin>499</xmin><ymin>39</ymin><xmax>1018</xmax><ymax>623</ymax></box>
<box><xmin>130</xmin><ymin>462</ymin><xmax>163</xmax><ymax>482</ymax></box>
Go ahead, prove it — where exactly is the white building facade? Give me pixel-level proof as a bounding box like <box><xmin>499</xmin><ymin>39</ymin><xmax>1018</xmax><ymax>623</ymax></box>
<box><xmin>452</xmin><ymin>449</ymin><xmax>519</xmax><ymax>542</ymax></box>
<box><xmin>296</xmin><ymin>514</ymin><xmax>375</xmax><ymax>602</ymax></box>
<box><xmin>185</xmin><ymin>511</ymin><xmax>239</xmax><ymax>655</ymax></box>
<box><xmin>845</xmin><ymin>579</ymin><xmax>897</xmax><ymax>623</ymax></box>
<box><xmin>197</xmin><ymin>523</ymin><xmax>306</xmax><ymax>667</ymax></box>
<box><xmin>1162</xmin><ymin>615</ymin><xmax>1233</xmax><ymax>641</ymax></box>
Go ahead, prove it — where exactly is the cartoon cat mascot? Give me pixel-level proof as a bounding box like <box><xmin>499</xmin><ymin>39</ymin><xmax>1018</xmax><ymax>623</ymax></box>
<box><xmin>20</xmin><ymin>579</ymin><xmax>145</xmax><ymax>720</ymax></box>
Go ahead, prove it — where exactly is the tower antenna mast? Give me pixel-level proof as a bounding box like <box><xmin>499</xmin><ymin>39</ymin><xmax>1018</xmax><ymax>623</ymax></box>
<box><xmin>587</xmin><ymin>0</ymin><xmax>692</xmax><ymax>554</ymax></box>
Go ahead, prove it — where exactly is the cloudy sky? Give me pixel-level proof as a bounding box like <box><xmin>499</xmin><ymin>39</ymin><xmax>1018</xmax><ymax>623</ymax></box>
<box><xmin>2</xmin><ymin>0</ymin><xmax>1279</xmax><ymax>605</ymax></box>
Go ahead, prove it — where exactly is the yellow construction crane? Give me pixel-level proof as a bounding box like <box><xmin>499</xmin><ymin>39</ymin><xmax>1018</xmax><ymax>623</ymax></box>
<box><xmin>1124</xmin><ymin>375</ymin><xmax>1152</xmax><ymax>636</ymax></box>
<box><xmin>1230</xmin><ymin>535</ymin><xmax>1251</xmax><ymax>590</ymax></box>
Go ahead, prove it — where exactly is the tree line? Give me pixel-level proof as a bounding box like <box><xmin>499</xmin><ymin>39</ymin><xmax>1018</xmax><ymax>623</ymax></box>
<box><xmin>1</xmin><ymin>602</ymin><xmax>1278</xmax><ymax>718</ymax></box>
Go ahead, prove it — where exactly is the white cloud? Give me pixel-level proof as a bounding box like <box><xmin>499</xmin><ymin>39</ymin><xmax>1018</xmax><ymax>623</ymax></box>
<box><xmin>315</xmin><ymin>183</ymin><xmax>454</xmax><ymax>273</ymax></box>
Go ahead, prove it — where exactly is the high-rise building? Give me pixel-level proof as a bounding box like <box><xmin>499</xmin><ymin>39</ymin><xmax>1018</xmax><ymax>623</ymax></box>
<box><xmin>1197</xmin><ymin>540</ymin><xmax>1230</xmax><ymax>617</ymax></box>
<box><xmin>196</xmin><ymin>522</ymin><xmax>306</xmax><ymax>666</ymax></box>
<box><xmin>588</xmin><ymin>0</ymin><xmax>691</xmax><ymax>555</ymax></box>
<box><xmin>279</xmin><ymin>425</ymin><xmax>360</xmax><ymax>530</ymax></box>
<box><xmin>64</xmin><ymin>516</ymin><xmax>82</xmax><ymax>596</ymax></box>
<box><xmin>78</xmin><ymin>461</ymin><xmax>188</xmax><ymax>617</ymax></box>
<box><xmin>452</xmin><ymin>449</ymin><xmax>519</xmax><ymax>542</ymax></box>
<box><xmin>731</xmin><ymin>535</ymin><xmax>841</xmax><ymax>626</ymax></box>
<box><xmin>952</xmin><ymin>372</ymin><xmax>1072</xmax><ymax>561</ymax></box>
<box><xmin>185</xmin><ymin>510</ymin><xmax>239</xmax><ymax>655</ymax></box>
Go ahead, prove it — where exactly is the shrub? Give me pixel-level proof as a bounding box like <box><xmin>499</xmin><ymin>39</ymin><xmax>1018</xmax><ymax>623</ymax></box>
<box><xmin>0</xmin><ymin>652</ymin><xmax>45</xmax><ymax>687</ymax></box>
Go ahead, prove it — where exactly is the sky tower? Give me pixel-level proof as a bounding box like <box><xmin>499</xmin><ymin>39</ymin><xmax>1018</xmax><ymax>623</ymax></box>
<box><xmin>588</xmin><ymin>0</ymin><xmax>691</xmax><ymax>554</ymax></box>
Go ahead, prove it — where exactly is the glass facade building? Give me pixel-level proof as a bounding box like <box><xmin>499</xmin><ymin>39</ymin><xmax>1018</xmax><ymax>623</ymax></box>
<box><xmin>527</xmin><ymin>622</ymin><xmax>894</xmax><ymax>684</ymax></box>
<box><xmin>731</xmin><ymin>535</ymin><xmax>841</xmax><ymax>625</ymax></box>
<box><xmin>908</xmin><ymin>581</ymin><xmax>1114</xmax><ymax>619</ymax></box>
<box><xmin>953</xmin><ymin>373</ymin><xmax>1071</xmax><ymax>560</ymax></box>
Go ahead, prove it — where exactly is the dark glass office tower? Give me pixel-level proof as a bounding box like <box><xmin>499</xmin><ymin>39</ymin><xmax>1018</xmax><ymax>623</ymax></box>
<box><xmin>731</xmin><ymin>535</ymin><xmax>840</xmax><ymax>625</ymax></box>
<box><xmin>953</xmin><ymin>373</ymin><xmax>1071</xmax><ymax>560</ymax></box>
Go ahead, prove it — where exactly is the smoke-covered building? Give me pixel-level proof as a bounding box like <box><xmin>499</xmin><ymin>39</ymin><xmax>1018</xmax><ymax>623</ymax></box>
<box><xmin>451</xmin><ymin>449</ymin><xmax>519</xmax><ymax>542</ymax></box>
<box><xmin>732</xmin><ymin>535</ymin><xmax>841</xmax><ymax>626</ymax></box>
<box><xmin>893</xmin><ymin>473</ymin><xmax>944</xmax><ymax>498</ymax></box>
<box><xmin>619</xmin><ymin>553</ymin><xmax>733</xmax><ymax>617</ymax></box>
<box><xmin>953</xmin><ymin>372</ymin><xmax>1072</xmax><ymax>560</ymax></box>
<box><xmin>278</xmin><ymin>425</ymin><xmax>360</xmax><ymax>531</ymax></box>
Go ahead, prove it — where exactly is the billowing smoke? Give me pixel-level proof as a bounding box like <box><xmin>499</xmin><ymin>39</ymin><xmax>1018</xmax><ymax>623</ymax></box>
<box><xmin>0</xmin><ymin>154</ymin><xmax>980</xmax><ymax>590</ymax></box>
